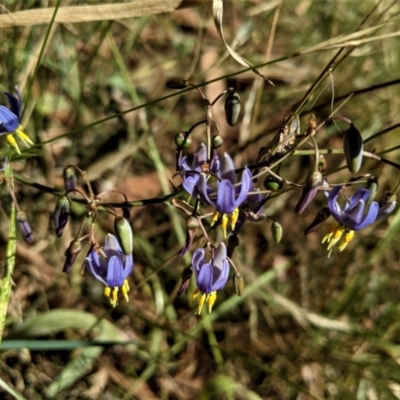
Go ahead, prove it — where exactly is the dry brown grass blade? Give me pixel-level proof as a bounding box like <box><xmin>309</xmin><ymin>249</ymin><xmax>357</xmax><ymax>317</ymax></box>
<box><xmin>0</xmin><ymin>0</ymin><xmax>212</xmax><ymax>27</ymax></box>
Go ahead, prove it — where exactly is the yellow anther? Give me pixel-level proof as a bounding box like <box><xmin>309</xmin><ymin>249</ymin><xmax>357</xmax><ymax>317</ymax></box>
<box><xmin>231</xmin><ymin>207</ymin><xmax>239</xmax><ymax>231</ymax></box>
<box><xmin>322</xmin><ymin>222</ymin><xmax>338</xmax><ymax>244</ymax></box>
<box><xmin>104</xmin><ymin>286</ymin><xmax>111</xmax><ymax>298</ymax></box>
<box><xmin>122</xmin><ymin>279</ymin><xmax>130</xmax><ymax>303</ymax></box>
<box><xmin>196</xmin><ymin>293</ymin><xmax>206</xmax><ymax>315</ymax></box>
<box><xmin>192</xmin><ymin>288</ymin><xmax>200</xmax><ymax>302</ymax></box>
<box><xmin>221</xmin><ymin>214</ymin><xmax>229</xmax><ymax>238</ymax></box>
<box><xmin>327</xmin><ymin>226</ymin><xmax>344</xmax><ymax>251</ymax></box>
<box><xmin>16</xmin><ymin>126</ymin><xmax>34</xmax><ymax>145</ymax></box>
<box><xmin>206</xmin><ymin>291</ymin><xmax>217</xmax><ymax>313</ymax></box>
<box><xmin>6</xmin><ymin>134</ymin><xmax>20</xmax><ymax>154</ymax></box>
<box><xmin>338</xmin><ymin>229</ymin><xmax>354</xmax><ymax>252</ymax></box>
<box><xmin>210</xmin><ymin>211</ymin><xmax>219</xmax><ymax>227</ymax></box>
<box><xmin>110</xmin><ymin>287</ymin><xmax>119</xmax><ymax>307</ymax></box>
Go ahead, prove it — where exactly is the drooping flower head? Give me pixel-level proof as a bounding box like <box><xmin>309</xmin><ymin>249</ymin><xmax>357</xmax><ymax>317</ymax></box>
<box><xmin>192</xmin><ymin>242</ymin><xmax>230</xmax><ymax>314</ymax></box>
<box><xmin>197</xmin><ymin>153</ymin><xmax>252</xmax><ymax>237</ymax></box>
<box><xmin>0</xmin><ymin>87</ymin><xmax>34</xmax><ymax>154</ymax></box>
<box><xmin>85</xmin><ymin>234</ymin><xmax>134</xmax><ymax>307</ymax></box>
<box><xmin>322</xmin><ymin>185</ymin><xmax>396</xmax><ymax>253</ymax></box>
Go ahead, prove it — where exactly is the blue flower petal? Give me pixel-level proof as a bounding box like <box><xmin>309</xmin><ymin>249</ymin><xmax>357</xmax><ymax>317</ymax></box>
<box><xmin>344</xmin><ymin>188</ymin><xmax>370</xmax><ymax>211</ymax></box>
<box><xmin>196</xmin><ymin>263</ymin><xmax>213</xmax><ymax>294</ymax></box>
<box><xmin>104</xmin><ymin>233</ymin><xmax>123</xmax><ymax>254</ymax></box>
<box><xmin>216</xmin><ymin>179</ymin><xmax>236</xmax><ymax>213</ymax></box>
<box><xmin>198</xmin><ymin>173</ymin><xmax>215</xmax><ymax>207</ymax></box>
<box><xmin>122</xmin><ymin>253</ymin><xmax>134</xmax><ymax>279</ymax></box>
<box><xmin>193</xmin><ymin>143</ymin><xmax>207</xmax><ymax>169</ymax></box>
<box><xmin>341</xmin><ymin>200</ymin><xmax>366</xmax><ymax>228</ymax></box>
<box><xmin>212</xmin><ymin>260</ymin><xmax>230</xmax><ymax>291</ymax></box>
<box><xmin>182</xmin><ymin>175</ymin><xmax>200</xmax><ymax>196</ymax></box>
<box><xmin>233</xmin><ymin>168</ymin><xmax>252</xmax><ymax>208</ymax></box>
<box><xmin>353</xmin><ymin>202</ymin><xmax>379</xmax><ymax>230</ymax></box>
<box><xmin>3</xmin><ymin>90</ymin><xmax>22</xmax><ymax>119</ymax></box>
<box><xmin>377</xmin><ymin>201</ymin><xmax>396</xmax><ymax>220</ymax></box>
<box><xmin>192</xmin><ymin>248</ymin><xmax>205</xmax><ymax>278</ymax></box>
<box><xmin>327</xmin><ymin>186</ymin><xmax>343</xmax><ymax>221</ymax></box>
<box><xmin>85</xmin><ymin>253</ymin><xmax>107</xmax><ymax>285</ymax></box>
<box><xmin>106</xmin><ymin>255</ymin><xmax>125</xmax><ymax>287</ymax></box>
<box><xmin>0</xmin><ymin>106</ymin><xmax>19</xmax><ymax>132</ymax></box>
<box><xmin>220</xmin><ymin>153</ymin><xmax>236</xmax><ymax>183</ymax></box>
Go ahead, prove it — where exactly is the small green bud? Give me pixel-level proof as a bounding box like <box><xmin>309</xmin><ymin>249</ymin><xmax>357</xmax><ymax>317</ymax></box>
<box><xmin>166</xmin><ymin>78</ymin><xmax>189</xmax><ymax>89</ymax></box>
<box><xmin>366</xmin><ymin>177</ymin><xmax>378</xmax><ymax>205</ymax></box>
<box><xmin>224</xmin><ymin>90</ymin><xmax>241</xmax><ymax>127</ymax></box>
<box><xmin>114</xmin><ymin>216</ymin><xmax>133</xmax><ymax>255</ymax></box>
<box><xmin>187</xmin><ymin>216</ymin><xmax>199</xmax><ymax>231</ymax></box>
<box><xmin>343</xmin><ymin>123</ymin><xmax>363</xmax><ymax>173</ymax></box>
<box><xmin>212</xmin><ymin>135</ymin><xmax>224</xmax><ymax>149</ymax></box>
<box><xmin>307</xmin><ymin>170</ymin><xmax>323</xmax><ymax>189</ymax></box>
<box><xmin>271</xmin><ymin>221</ymin><xmax>283</xmax><ymax>243</ymax></box>
<box><xmin>263</xmin><ymin>175</ymin><xmax>283</xmax><ymax>191</ymax></box>
<box><xmin>233</xmin><ymin>272</ymin><xmax>245</xmax><ymax>296</ymax></box>
<box><xmin>174</xmin><ymin>132</ymin><xmax>192</xmax><ymax>149</ymax></box>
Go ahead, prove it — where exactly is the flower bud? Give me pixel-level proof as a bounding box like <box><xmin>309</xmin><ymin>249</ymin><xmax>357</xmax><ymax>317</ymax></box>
<box><xmin>263</xmin><ymin>175</ymin><xmax>283</xmax><ymax>191</ymax></box>
<box><xmin>54</xmin><ymin>196</ymin><xmax>71</xmax><ymax>237</ymax></box>
<box><xmin>212</xmin><ymin>135</ymin><xmax>224</xmax><ymax>149</ymax></box>
<box><xmin>295</xmin><ymin>171</ymin><xmax>323</xmax><ymax>215</ymax></box>
<box><xmin>63</xmin><ymin>240</ymin><xmax>82</xmax><ymax>273</ymax></box>
<box><xmin>174</xmin><ymin>132</ymin><xmax>192</xmax><ymax>149</ymax></box>
<box><xmin>177</xmin><ymin>267</ymin><xmax>193</xmax><ymax>295</ymax></box>
<box><xmin>271</xmin><ymin>221</ymin><xmax>282</xmax><ymax>243</ymax></box>
<box><xmin>366</xmin><ymin>177</ymin><xmax>378</xmax><ymax>205</ymax></box>
<box><xmin>304</xmin><ymin>207</ymin><xmax>331</xmax><ymax>235</ymax></box>
<box><xmin>224</xmin><ymin>90</ymin><xmax>241</xmax><ymax>127</ymax></box>
<box><xmin>343</xmin><ymin>123</ymin><xmax>363</xmax><ymax>173</ymax></box>
<box><xmin>179</xmin><ymin>216</ymin><xmax>199</xmax><ymax>256</ymax></box>
<box><xmin>233</xmin><ymin>272</ymin><xmax>244</xmax><ymax>296</ymax></box>
<box><xmin>17</xmin><ymin>211</ymin><xmax>34</xmax><ymax>244</ymax></box>
<box><xmin>166</xmin><ymin>78</ymin><xmax>189</xmax><ymax>89</ymax></box>
<box><xmin>318</xmin><ymin>155</ymin><xmax>327</xmax><ymax>172</ymax></box>
<box><xmin>63</xmin><ymin>166</ymin><xmax>77</xmax><ymax>191</ymax></box>
<box><xmin>114</xmin><ymin>216</ymin><xmax>133</xmax><ymax>255</ymax></box>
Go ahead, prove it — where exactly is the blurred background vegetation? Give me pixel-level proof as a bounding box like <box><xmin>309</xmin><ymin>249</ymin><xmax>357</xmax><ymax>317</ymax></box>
<box><xmin>1</xmin><ymin>0</ymin><xmax>400</xmax><ymax>399</ymax></box>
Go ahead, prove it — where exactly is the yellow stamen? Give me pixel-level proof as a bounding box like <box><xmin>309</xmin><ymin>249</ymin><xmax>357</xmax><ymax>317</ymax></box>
<box><xmin>122</xmin><ymin>279</ymin><xmax>130</xmax><ymax>303</ymax></box>
<box><xmin>230</xmin><ymin>207</ymin><xmax>239</xmax><ymax>231</ymax></box>
<box><xmin>16</xmin><ymin>126</ymin><xmax>34</xmax><ymax>145</ymax></box>
<box><xmin>210</xmin><ymin>211</ymin><xmax>219</xmax><ymax>227</ymax></box>
<box><xmin>110</xmin><ymin>287</ymin><xmax>119</xmax><ymax>307</ymax></box>
<box><xmin>192</xmin><ymin>288</ymin><xmax>200</xmax><ymax>302</ymax></box>
<box><xmin>338</xmin><ymin>229</ymin><xmax>354</xmax><ymax>252</ymax></box>
<box><xmin>196</xmin><ymin>293</ymin><xmax>206</xmax><ymax>315</ymax></box>
<box><xmin>104</xmin><ymin>286</ymin><xmax>111</xmax><ymax>298</ymax></box>
<box><xmin>327</xmin><ymin>226</ymin><xmax>345</xmax><ymax>251</ymax></box>
<box><xmin>6</xmin><ymin>134</ymin><xmax>20</xmax><ymax>154</ymax></box>
<box><xmin>322</xmin><ymin>222</ymin><xmax>338</xmax><ymax>244</ymax></box>
<box><xmin>206</xmin><ymin>291</ymin><xmax>217</xmax><ymax>313</ymax></box>
<box><xmin>221</xmin><ymin>213</ymin><xmax>228</xmax><ymax>238</ymax></box>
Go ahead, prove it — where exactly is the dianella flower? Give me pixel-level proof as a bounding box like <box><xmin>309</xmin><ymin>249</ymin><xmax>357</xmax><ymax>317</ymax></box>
<box><xmin>192</xmin><ymin>242</ymin><xmax>230</xmax><ymax>314</ymax></box>
<box><xmin>85</xmin><ymin>234</ymin><xmax>134</xmax><ymax>307</ymax></box>
<box><xmin>198</xmin><ymin>153</ymin><xmax>252</xmax><ymax>237</ymax></box>
<box><xmin>322</xmin><ymin>185</ymin><xmax>396</xmax><ymax>253</ymax></box>
<box><xmin>0</xmin><ymin>88</ymin><xmax>34</xmax><ymax>154</ymax></box>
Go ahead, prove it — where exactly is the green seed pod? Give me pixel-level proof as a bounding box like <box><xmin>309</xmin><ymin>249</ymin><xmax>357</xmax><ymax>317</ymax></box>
<box><xmin>114</xmin><ymin>216</ymin><xmax>133</xmax><ymax>255</ymax></box>
<box><xmin>307</xmin><ymin>170</ymin><xmax>323</xmax><ymax>188</ymax></box>
<box><xmin>233</xmin><ymin>272</ymin><xmax>245</xmax><ymax>296</ymax></box>
<box><xmin>366</xmin><ymin>177</ymin><xmax>378</xmax><ymax>205</ymax></box>
<box><xmin>343</xmin><ymin>123</ymin><xmax>363</xmax><ymax>173</ymax></box>
<box><xmin>271</xmin><ymin>221</ymin><xmax>283</xmax><ymax>243</ymax></box>
<box><xmin>212</xmin><ymin>135</ymin><xmax>224</xmax><ymax>149</ymax></box>
<box><xmin>263</xmin><ymin>175</ymin><xmax>283</xmax><ymax>191</ymax></box>
<box><xmin>166</xmin><ymin>78</ymin><xmax>189</xmax><ymax>89</ymax></box>
<box><xmin>187</xmin><ymin>216</ymin><xmax>199</xmax><ymax>231</ymax></box>
<box><xmin>174</xmin><ymin>132</ymin><xmax>192</xmax><ymax>149</ymax></box>
<box><xmin>224</xmin><ymin>90</ymin><xmax>241</xmax><ymax>127</ymax></box>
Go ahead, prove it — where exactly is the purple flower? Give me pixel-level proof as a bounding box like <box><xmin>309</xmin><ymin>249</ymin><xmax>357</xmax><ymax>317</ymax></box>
<box><xmin>192</xmin><ymin>242</ymin><xmax>230</xmax><ymax>314</ymax></box>
<box><xmin>322</xmin><ymin>185</ymin><xmax>396</xmax><ymax>253</ymax></box>
<box><xmin>327</xmin><ymin>185</ymin><xmax>395</xmax><ymax>231</ymax></box>
<box><xmin>85</xmin><ymin>234</ymin><xmax>134</xmax><ymax>307</ymax></box>
<box><xmin>0</xmin><ymin>87</ymin><xmax>33</xmax><ymax>154</ymax></box>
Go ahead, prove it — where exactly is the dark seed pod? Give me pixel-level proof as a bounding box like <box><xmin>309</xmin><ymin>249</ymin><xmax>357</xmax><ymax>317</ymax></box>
<box><xmin>54</xmin><ymin>196</ymin><xmax>71</xmax><ymax>237</ymax></box>
<box><xmin>233</xmin><ymin>272</ymin><xmax>245</xmax><ymax>296</ymax></box>
<box><xmin>114</xmin><ymin>216</ymin><xmax>133</xmax><ymax>255</ymax></box>
<box><xmin>63</xmin><ymin>166</ymin><xmax>77</xmax><ymax>191</ymax></box>
<box><xmin>17</xmin><ymin>211</ymin><xmax>34</xmax><ymax>244</ymax></box>
<box><xmin>224</xmin><ymin>90</ymin><xmax>241</xmax><ymax>127</ymax></box>
<box><xmin>304</xmin><ymin>207</ymin><xmax>331</xmax><ymax>235</ymax></box>
<box><xmin>295</xmin><ymin>171</ymin><xmax>323</xmax><ymax>215</ymax></box>
<box><xmin>174</xmin><ymin>132</ymin><xmax>192</xmax><ymax>149</ymax></box>
<box><xmin>166</xmin><ymin>78</ymin><xmax>189</xmax><ymax>89</ymax></box>
<box><xmin>271</xmin><ymin>221</ymin><xmax>283</xmax><ymax>243</ymax></box>
<box><xmin>263</xmin><ymin>175</ymin><xmax>283</xmax><ymax>191</ymax></box>
<box><xmin>63</xmin><ymin>240</ymin><xmax>82</xmax><ymax>273</ymax></box>
<box><xmin>227</xmin><ymin>234</ymin><xmax>240</xmax><ymax>258</ymax></box>
<box><xmin>343</xmin><ymin>123</ymin><xmax>363</xmax><ymax>173</ymax></box>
